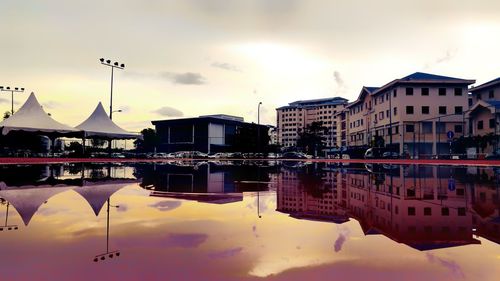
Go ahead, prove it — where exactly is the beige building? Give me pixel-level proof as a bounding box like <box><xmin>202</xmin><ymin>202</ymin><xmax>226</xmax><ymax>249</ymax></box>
<box><xmin>467</xmin><ymin>77</ymin><xmax>500</xmax><ymax>154</ymax></box>
<box><xmin>343</xmin><ymin>72</ymin><xmax>475</xmax><ymax>157</ymax></box>
<box><xmin>276</xmin><ymin>97</ymin><xmax>348</xmax><ymax>149</ymax></box>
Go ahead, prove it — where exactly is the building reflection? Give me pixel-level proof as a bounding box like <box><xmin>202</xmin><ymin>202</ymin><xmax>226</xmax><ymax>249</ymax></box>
<box><xmin>135</xmin><ymin>161</ymin><xmax>276</xmax><ymax>204</ymax></box>
<box><xmin>277</xmin><ymin>163</ymin><xmax>500</xmax><ymax>250</ymax></box>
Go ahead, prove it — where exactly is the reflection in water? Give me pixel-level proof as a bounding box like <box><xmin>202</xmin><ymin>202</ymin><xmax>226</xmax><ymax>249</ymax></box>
<box><xmin>0</xmin><ymin>202</ymin><xmax>19</xmax><ymax>231</ymax></box>
<box><xmin>93</xmin><ymin>199</ymin><xmax>121</xmax><ymax>262</ymax></box>
<box><xmin>0</xmin><ymin>161</ymin><xmax>499</xmax><ymax>280</ymax></box>
<box><xmin>276</xmin><ymin>163</ymin><xmax>500</xmax><ymax>250</ymax></box>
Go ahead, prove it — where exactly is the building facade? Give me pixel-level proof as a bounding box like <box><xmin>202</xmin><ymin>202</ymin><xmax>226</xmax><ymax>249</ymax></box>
<box><xmin>152</xmin><ymin>114</ymin><xmax>269</xmax><ymax>154</ymax></box>
<box><xmin>343</xmin><ymin>72</ymin><xmax>475</xmax><ymax>157</ymax></box>
<box><xmin>467</xmin><ymin>78</ymin><xmax>500</xmax><ymax>154</ymax></box>
<box><xmin>276</xmin><ymin>97</ymin><xmax>348</xmax><ymax>149</ymax></box>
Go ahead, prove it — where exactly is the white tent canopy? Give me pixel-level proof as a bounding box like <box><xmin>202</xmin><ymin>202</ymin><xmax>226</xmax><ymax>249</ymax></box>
<box><xmin>76</xmin><ymin>102</ymin><xmax>139</xmax><ymax>139</ymax></box>
<box><xmin>73</xmin><ymin>181</ymin><xmax>132</xmax><ymax>216</ymax></box>
<box><xmin>0</xmin><ymin>184</ymin><xmax>72</xmax><ymax>225</ymax></box>
<box><xmin>0</xmin><ymin>92</ymin><xmax>79</xmax><ymax>136</ymax></box>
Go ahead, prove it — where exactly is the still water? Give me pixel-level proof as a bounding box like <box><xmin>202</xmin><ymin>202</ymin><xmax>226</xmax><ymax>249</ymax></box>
<box><xmin>0</xmin><ymin>161</ymin><xmax>499</xmax><ymax>281</ymax></box>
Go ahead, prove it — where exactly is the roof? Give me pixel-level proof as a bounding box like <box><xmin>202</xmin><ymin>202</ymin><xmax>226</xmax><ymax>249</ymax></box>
<box><xmin>372</xmin><ymin>72</ymin><xmax>475</xmax><ymax>95</ymax></box>
<box><xmin>277</xmin><ymin>97</ymin><xmax>348</xmax><ymax>110</ymax></box>
<box><xmin>0</xmin><ymin>92</ymin><xmax>79</xmax><ymax>136</ymax></box>
<box><xmin>198</xmin><ymin>114</ymin><xmax>244</xmax><ymax>122</ymax></box>
<box><xmin>73</xmin><ymin>182</ymin><xmax>129</xmax><ymax>216</ymax></box>
<box><xmin>346</xmin><ymin>86</ymin><xmax>379</xmax><ymax>108</ymax></box>
<box><xmin>0</xmin><ymin>185</ymin><xmax>71</xmax><ymax>225</ymax></box>
<box><xmin>76</xmin><ymin>102</ymin><xmax>140</xmax><ymax>139</ymax></box>
<box><xmin>469</xmin><ymin>77</ymin><xmax>500</xmax><ymax>93</ymax></box>
<box><xmin>467</xmin><ymin>100</ymin><xmax>500</xmax><ymax>116</ymax></box>
<box><xmin>152</xmin><ymin>115</ymin><xmax>268</xmax><ymax>127</ymax></box>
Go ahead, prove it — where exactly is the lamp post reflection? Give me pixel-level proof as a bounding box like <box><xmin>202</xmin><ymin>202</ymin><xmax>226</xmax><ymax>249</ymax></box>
<box><xmin>0</xmin><ymin>202</ymin><xmax>19</xmax><ymax>231</ymax></box>
<box><xmin>93</xmin><ymin>199</ymin><xmax>120</xmax><ymax>262</ymax></box>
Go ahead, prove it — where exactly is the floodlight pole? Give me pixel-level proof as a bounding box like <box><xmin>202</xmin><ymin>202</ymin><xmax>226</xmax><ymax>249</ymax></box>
<box><xmin>99</xmin><ymin>58</ymin><xmax>125</xmax><ymax>120</ymax></box>
<box><xmin>0</xmin><ymin>86</ymin><xmax>25</xmax><ymax>115</ymax></box>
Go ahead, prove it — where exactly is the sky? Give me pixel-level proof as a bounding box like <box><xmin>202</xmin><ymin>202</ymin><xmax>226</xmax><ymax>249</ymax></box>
<box><xmin>1</xmin><ymin>0</ymin><xmax>500</xmax><ymax>131</ymax></box>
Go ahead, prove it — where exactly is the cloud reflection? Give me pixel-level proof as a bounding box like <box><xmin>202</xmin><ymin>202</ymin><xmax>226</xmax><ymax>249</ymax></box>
<box><xmin>164</xmin><ymin>233</ymin><xmax>208</xmax><ymax>248</ymax></box>
<box><xmin>149</xmin><ymin>200</ymin><xmax>182</xmax><ymax>211</ymax></box>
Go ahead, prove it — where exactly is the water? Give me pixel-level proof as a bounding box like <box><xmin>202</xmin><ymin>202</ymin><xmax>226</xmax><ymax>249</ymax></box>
<box><xmin>0</xmin><ymin>161</ymin><xmax>499</xmax><ymax>281</ymax></box>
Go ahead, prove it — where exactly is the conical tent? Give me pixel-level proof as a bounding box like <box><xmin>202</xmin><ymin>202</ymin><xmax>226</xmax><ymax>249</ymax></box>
<box><xmin>76</xmin><ymin>102</ymin><xmax>139</xmax><ymax>139</ymax></box>
<box><xmin>0</xmin><ymin>92</ymin><xmax>80</xmax><ymax>136</ymax></box>
<box><xmin>0</xmin><ymin>185</ymin><xmax>71</xmax><ymax>225</ymax></box>
<box><xmin>73</xmin><ymin>181</ymin><xmax>131</xmax><ymax>216</ymax></box>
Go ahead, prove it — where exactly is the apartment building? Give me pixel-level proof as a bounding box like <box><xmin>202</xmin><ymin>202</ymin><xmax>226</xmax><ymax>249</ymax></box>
<box><xmin>344</xmin><ymin>72</ymin><xmax>475</xmax><ymax>157</ymax></box>
<box><xmin>467</xmin><ymin>78</ymin><xmax>500</xmax><ymax>153</ymax></box>
<box><xmin>276</xmin><ymin>97</ymin><xmax>348</xmax><ymax>148</ymax></box>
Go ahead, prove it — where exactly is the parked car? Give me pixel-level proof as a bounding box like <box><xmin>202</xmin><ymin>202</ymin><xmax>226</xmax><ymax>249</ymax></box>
<box><xmin>382</xmin><ymin>151</ymin><xmax>399</xmax><ymax>159</ymax></box>
<box><xmin>282</xmin><ymin>152</ymin><xmax>310</xmax><ymax>159</ymax></box>
<box><xmin>486</xmin><ymin>149</ymin><xmax>500</xmax><ymax>160</ymax></box>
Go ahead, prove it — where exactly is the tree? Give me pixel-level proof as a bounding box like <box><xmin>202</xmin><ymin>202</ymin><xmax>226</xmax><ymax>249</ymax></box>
<box><xmin>66</xmin><ymin>141</ymin><xmax>83</xmax><ymax>156</ymax></box>
<box><xmin>134</xmin><ymin>128</ymin><xmax>160</xmax><ymax>152</ymax></box>
<box><xmin>233</xmin><ymin>124</ymin><xmax>270</xmax><ymax>153</ymax></box>
<box><xmin>3</xmin><ymin>111</ymin><xmax>10</xmax><ymax>120</ymax></box>
<box><xmin>371</xmin><ymin>135</ymin><xmax>385</xmax><ymax>148</ymax></box>
<box><xmin>90</xmin><ymin>138</ymin><xmax>106</xmax><ymax>148</ymax></box>
<box><xmin>296</xmin><ymin>121</ymin><xmax>327</xmax><ymax>155</ymax></box>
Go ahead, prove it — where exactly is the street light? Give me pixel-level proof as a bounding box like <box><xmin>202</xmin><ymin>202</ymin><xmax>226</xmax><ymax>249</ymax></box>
<box><xmin>99</xmin><ymin>58</ymin><xmax>125</xmax><ymax>120</ymax></box>
<box><xmin>0</xmin><ymin>86</ymin><xmax>25</xmax><ymax>115</ymax></box>
<box><xmin>257</xmin><ymin>102</ymin><xmax>262</xmax><ymax>154</ymax></box>
<box><xmin>93</xmin><ymin>199</ymin><xmax>121</xmax><ymax>262</ymax></box>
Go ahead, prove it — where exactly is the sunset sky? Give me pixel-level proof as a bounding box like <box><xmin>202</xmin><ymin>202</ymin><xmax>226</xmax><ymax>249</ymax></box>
<box><xmin>1</xmin><ymin>0</ymin><xmax>500</xmax><ymax>131</ymax></box>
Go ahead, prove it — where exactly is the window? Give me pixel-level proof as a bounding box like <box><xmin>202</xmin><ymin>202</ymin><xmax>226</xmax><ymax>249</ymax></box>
<box><xmin>406</xmin><ymin>88</ymin><xmax>414</xmax><ymax>96</ymax></box>
<box><xmin>454</xmin><ymin>106</ymin><xmax>463</xmax><ymax>114</ymax></box>
<box><xmin>424</xmin><ymin>207</ymin><xmax>432</xmax><ymax>216</ymax></box>
<box><xmin>421</xmin><ymin>106</ymin><xmax>430</xmax><ymax>114</ymax></box>
<box><xmin>439</xmin><ymin>88</ymin><xmax>446</xmax><ymax>96</ymax></box>
<box><xmin>489</xmin><ymin>90</ymin><xmax>494</xmax><ymax>99</ymax></box>
<box><xmin>436</xmin><ymin>122</ymin><xmax>446</xmax><ymax>133</ymax></box>
<box><xmin>379</xmin><ymin>112</ymin><xmax>384</xmax><ymax>120</ymax></box>
<box><xmin>454</xmin><ymin>124</ymin><xmax>463</xmax><ymax>133</ymax></box>
<box><xmin>386</xmin><ymin>109</ymin><xmax>390</xmax><ymax>118</ymax></box>
<box><xmin>441</xmin><ymin>207</ymin><xmax>449</xmax><ymax>216</ymax></box>
<box><xmin>406</xmin><ymin>124</ymin><xmax>415</xmax><ymax>133</ymax></box>
<box><xmin>393</xmin><ymin>89</ymin><xmax>397</xmax><ymax>98</ymax></box>
<box><xmin>439</xmin><ymin>106</ymin><xmax>447</xmax><ymax>115</ymax></box>
<box><xmin>454</xmin><ymin>88</ymin><xmax>462</xmax><ymax>96</ymax></box>
<box><xmin>421</xmin><ymin>88</ymin><xmax>429</xmax><ymax>96</ymax></box>
<box><xmin>406</xmin><ymin>106</ymin><xmax>414</xmax><ymax>114</ymax></box>
<box><xmin>458</xmin><ymin>207</ymin><xmax>466</xmax><ymax>216</ymax></box>
<box><xmin>489</xmin><ymin>118</ymin><xmax>495</xmax><ymax>129</ymax></box>
<box><xmin>478</xmin><ymin>120</ymin><xmax>484</xmax><ymax>130</ymax></box>
<box><xmin>468</xmin><ymin>98</ymin><xmax>473</xmax><ymax>106</ymax></box>
<box><xmin>408</xmin><ymin>207</ymin><xmax>416</xmax><ymax>216</ymax></box>
<box><xmin>393</xmin><ymin>107</ymin><xmax>397</xmax><ymax>116</ymax></box>
<box><xmin>422</xmin><ymin>122</ymin><xmax>433</xmax><ymax>133</ymax></box>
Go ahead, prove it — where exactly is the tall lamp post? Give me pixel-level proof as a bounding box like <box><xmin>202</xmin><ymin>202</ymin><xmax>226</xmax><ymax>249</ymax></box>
<box><xmin>0</xmin><ymin>86</ymin><xmax>25</xmax><ymax>115</ymax></box>
<box><xmin>257</xmin><ymin>102</ymin><xmax>262</xmax><ymax>154</ymax></box>
<box><xmin>99</xmin><ymin>58</ymin><xmax>125</xmax><ymax>120</ymax></box>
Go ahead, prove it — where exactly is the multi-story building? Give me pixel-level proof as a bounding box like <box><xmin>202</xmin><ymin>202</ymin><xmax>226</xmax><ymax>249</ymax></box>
<box><xmin>467</xmin><ymin>77</ymin><xmax>500</xmax><ymax>154</ymax></box>
<box><xmin>344</xmin><ymin>72</ymin><xmax>475</xmax><ymax>157</ymax></box>
<box><xmin>276</xmin><ymin>97</ymin><xmax>348</xmax><ymax>149</ymax></box>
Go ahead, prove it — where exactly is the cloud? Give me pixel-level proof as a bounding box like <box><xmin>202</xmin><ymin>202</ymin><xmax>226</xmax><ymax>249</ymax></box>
<box><xmin>43</xmin><ymin>101</ymin><xmax>60</xmax><ymax>109</ymax></box>
<box><xmin>163</xmin><ymin>233</ymin><xmax>208</xmax><ymax>248</ymax></box>
<box><xmin>424</xmin><ymin>49</ymin><xmax>457</xmax><ymax>69</ymax></box>
<box><xmin>426</xmin><ymin>253</ymin><xmax>465</xmax><ymax>279</ymax></box>
<box><xmin>0</xmin><ymin>97</ymin><xmax>9</xmax><ymax>104</ymax></box>
<box><xmin>152</xmin><ymin>106</ymin><xmax>184</xmax><ymax>117</ymax></box>
<box><xmin>333</xmin><ymin>71</ymin><xmax>344</xmax><ymax>88</ymax></box>
<box><xmin>208</xmin><ymin>247</ymin><xmax>243</xmax><ymax>259</ymax></box>
<box><xmin>211</xmin><ymin>62</ymin><xmax>241</xmax><ymax>72</ymax></box>
<box><xmin>333</xmin><ymin>227</ymin><xmax>350</xmax><ymax>252</ymax></box>
<box><xmin>161</xmin><ymin>72</ymin><xmax>207</xmax><ymax>85</ymax></box>
<box><xmin>149</xmin><ymin>200</ymin><xmax>182</xmax><ymax>211</ymax></box>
